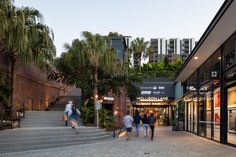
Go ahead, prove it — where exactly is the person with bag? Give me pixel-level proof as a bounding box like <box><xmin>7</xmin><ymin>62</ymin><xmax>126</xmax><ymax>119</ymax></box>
<box><xmin>148</xmin><ymin>113</ymin><xmax>156</xmax><ymax>141</ymax></box>
<box><xmin>64</xmin><ymin>101</ymin><xmax>73</xmax><ymax>126</ymax></box>
<box><xmin>141</xmin><ymin>113</ymin><xmax>149</xmax><ymax>137</ymax></box>
<box><xmin>69</xmin><ymin>103</ymin><xmax>81</xmax><ymax>134</ymax></box>
<box><xmin>133</xmin><ymin>110</ymin><xmax>141</xmax><ymax>137</ymax></box>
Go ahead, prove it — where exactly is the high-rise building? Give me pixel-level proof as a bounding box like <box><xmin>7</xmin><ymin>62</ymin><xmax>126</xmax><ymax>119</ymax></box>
<box><xmin>109</xmin><ymin>36</ymin><xmax>131</xmax><ymax>61</ymax></box>
<box><xmin>149</xmin><ymin>38</ymin><xmax>166</xmax><ymax>63</ymax></box>
<box><xmin>149</xmin><ymin>38</ymin><xmax>196</xmax><ymax>63</ymax></box>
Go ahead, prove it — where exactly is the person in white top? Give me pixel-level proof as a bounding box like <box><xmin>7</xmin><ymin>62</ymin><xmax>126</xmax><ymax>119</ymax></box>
<box><xmin>64</xmin><ymin>101</ymin><xmax>73</xmax><ymax>126</ymax></box>
<box><xmin>123</xmin><ymin>110</ymin><xmax>134</xmax><ymax>140</ymax></box>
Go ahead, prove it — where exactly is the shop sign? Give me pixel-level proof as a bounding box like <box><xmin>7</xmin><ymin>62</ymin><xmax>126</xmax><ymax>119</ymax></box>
<box><xmin>103</xmin><ymin>96</ymin><xmax>114</xmax><ymax>101</ymax></box>
<box><xmin>137</xmin><ymin>96</ymin><xmax>169</xmax><ymax>101</ymax></box>
<box><xmin>136</xmin><ymin>78</ymin><xmax>174</xmax><ymax>98</ymax></box>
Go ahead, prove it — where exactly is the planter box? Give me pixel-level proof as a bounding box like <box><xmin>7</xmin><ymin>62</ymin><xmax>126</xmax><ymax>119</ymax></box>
<box><xmin>172</xmin><ymin>121</ymin><xmax>183</xmax><ymax>131</ymax></box>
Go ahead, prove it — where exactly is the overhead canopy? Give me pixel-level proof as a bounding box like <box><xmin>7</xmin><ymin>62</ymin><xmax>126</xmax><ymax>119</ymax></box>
<box><xmin>176</xmin><ymin>0</ymin><xmax>236</xmax><ymax>82</ymax></box>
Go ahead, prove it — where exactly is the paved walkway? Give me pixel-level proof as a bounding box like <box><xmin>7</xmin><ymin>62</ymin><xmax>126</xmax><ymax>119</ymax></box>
<box><xmin>1</xmin><ymin>127</ymin><xmax>236</xmax><ymax>157</ymax></box>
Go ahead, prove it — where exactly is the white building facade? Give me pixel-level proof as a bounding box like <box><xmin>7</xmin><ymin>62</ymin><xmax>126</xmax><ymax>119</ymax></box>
<box><xmin>150</xmin><ymin>38</ymin><xmax>196</xmax><ymax>63</ymax></box>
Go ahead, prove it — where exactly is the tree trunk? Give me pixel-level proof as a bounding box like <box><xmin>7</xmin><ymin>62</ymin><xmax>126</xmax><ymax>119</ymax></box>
<box><xmin>93</xmin><ymin>66</ymin><xmax>98</xmax><ymax>126</ymax></box>
<box><xmin>10</xmin><ymin>57</ymin><xmax>16</xmax><ymax>128</ymax></box>
<box><xmin>10</xmin><ymin>58</ymin><xmax>16</xmax><ymax>107</ymax></box>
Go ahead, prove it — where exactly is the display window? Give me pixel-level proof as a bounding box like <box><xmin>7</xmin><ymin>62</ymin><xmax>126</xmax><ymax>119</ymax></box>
<box><xmin>214</xmin><ymin>89</ymin><xmax>221</xmax><ymax>127</ymax></box>
<box><xmin>227</xmin><ymin>86</ymin><xmax>236</xmax><ymax>145</ymax></box>
<box><xmin>213</xmin><ymin>88</ymin><xmax>220</xmax><ymax>141</ymax></box>
<box><xmin>227</xmin><ymin>87</ymin><xmax>236</xmax><ymax>133</ymax></box>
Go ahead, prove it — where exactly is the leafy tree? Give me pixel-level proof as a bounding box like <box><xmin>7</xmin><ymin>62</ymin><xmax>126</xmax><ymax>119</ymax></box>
<box><xmin>164</xmin><ymin>55</ymin><xmax>170</xmax><ymax>68</ymax></box>
<box><xmin>141</xmin><ymin>57</ymin><xmax>183</xmax><ymax>79</ymax></box>
<box><xmin>81</xmin><ymin>31</ymin><xmax>118</xmax><ymax>124</ymax></box>
<box><xmin>108</xmin><ymin>32</ymin><xmax>122</xmax><ymax>37</ymax></box>
<box><xmin>131</xmin><ymin>37</ymin><xmax>149</xmax><ymax>69</ymax></box>
<box><xmin>0</xmin><ymin>1</ymin><xmax>56</xmax><ymax>106</ymax></box>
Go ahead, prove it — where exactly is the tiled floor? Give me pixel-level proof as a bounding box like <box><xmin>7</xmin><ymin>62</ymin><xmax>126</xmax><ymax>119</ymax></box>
<box><xmin>1</xmin><ymin>126</ymin><xmax>236</xmax><ymax>157</ymax></box>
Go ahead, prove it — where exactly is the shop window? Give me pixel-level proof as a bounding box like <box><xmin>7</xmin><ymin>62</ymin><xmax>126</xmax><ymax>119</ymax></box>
<box><xmin>213</xmin><ymin>88</ymin><xmax>220</xmax><ymax>141</ymax></box>
<box><xmin>223</xmin><ymin>33</ymin><xmax>236</xmax><ymax>69</ymax></box>
<box><xmin>225</xmin><ymin>50</ymin><xmax>235</xmax><ymax>68</ymax></box>
<box><xmin>227</xmin><ymin>86</ymin><xmax>236</xmax><ymax>145</ymax></box>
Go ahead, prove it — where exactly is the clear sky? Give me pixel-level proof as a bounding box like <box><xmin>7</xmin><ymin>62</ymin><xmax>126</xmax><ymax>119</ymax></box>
<box><xmin>15</xmin><ymin>0</ymin><xmax>224</xmax><ymax>57</ymax></box>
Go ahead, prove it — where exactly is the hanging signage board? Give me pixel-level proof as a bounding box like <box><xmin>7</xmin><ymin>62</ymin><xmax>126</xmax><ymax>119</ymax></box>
<box><xmin>135</xmin><ymin>77</ymin><xmax>175</xmax><ymax>100</ymax></box>
<box><xmin>96</xmin><ymin>100</ymin><xmax>101</xmax><ymax>110</ymax></box>
<box><xmin>103</xmin><ymin>96</ymin><xmax>114</xmax><ymax>101</ymax></box>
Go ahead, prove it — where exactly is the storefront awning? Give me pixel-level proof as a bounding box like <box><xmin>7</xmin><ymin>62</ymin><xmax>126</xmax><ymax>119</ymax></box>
<box><xmin>176</xmin><ymin>0</ymin><xmax>236</xmax><ymax>82</ymax></box>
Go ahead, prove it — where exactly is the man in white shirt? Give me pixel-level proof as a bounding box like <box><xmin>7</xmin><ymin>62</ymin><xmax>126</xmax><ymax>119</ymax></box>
<box><xmin>123</xmin><ymin>110</ymin><xmax>133</xmax><ymax>140</ymax></box>
<box><xmin>64</xmin><ymin>101</ymin><xmax>73</xmax><ymax>126</ymax></box>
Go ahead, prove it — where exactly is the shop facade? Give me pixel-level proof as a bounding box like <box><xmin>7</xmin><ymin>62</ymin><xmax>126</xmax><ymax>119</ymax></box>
<box><xmin>175</xmin><ymin>0</ymin><xmax>236</xmax><ymax>146</ymax></box>
<box><xmin>133</xmin><ymin>78</ymin><xmax>175</xmax><ymax>126</ymax></box>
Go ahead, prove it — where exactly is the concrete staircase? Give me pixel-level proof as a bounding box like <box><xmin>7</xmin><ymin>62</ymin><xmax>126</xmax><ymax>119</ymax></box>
<box><xmin>0</xmin><ymin>126</ymin><xmax>113</xmax><ymax>154</ymax></box>
<box><xmin>0</xmin><ymin>110</ymin><xmax>113</xmax><ymax>154</ymax></box>
<box><xmin>21</xmin><ymin>111</ymin><xmax>66</xmax><ymax>127</ymax></box>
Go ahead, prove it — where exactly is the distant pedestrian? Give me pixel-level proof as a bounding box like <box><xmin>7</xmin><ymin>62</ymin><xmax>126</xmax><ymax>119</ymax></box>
<box><xmin>123</xmin><ymin>110</ymin><xmax>133</xmax><ymax>141</ymax></box>
<box><xmin>148</xmin><ymin>113</ymin><xmax>156</xmax><ymax>141</ymax></box>
<box><xmin>141</xmin><ymin>113</ymin><xmax>149</xmax><ymax>137</ymax></box>
<box><xmin>69</xmin><ymin>103</ymin><xmax>81</xmax><ymax>134</ymax></box>
<box><xmin>64</xmin><ymin>101</ymin><xmax>73</xmax><ymax>126</ymax></box>
<box><xmin>133</xmin><ymin>110</ymin><xmax>141</xmax><ymax>137</ymax></box>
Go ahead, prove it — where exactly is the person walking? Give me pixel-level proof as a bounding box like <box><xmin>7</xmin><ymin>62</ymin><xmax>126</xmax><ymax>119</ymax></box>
<box><xmin>141</xmin><ymin>113</ymin><xmax>149</xmax><ymax>137</ymax></box>
<box><xmin>148</xmin><ymin>113</ymin><xmax>156</xmax><ymax>141</ymax></box>
<box><xmin>68</xmin><ymin>102</ymin><xmax>81</xmax><ymax>134</ymax></box>
<box><xmin>64</xmin><ymin>100</ymin><xmax>73</xmax><ymax>126</ymax></box>
<box><xmin>133</xmin><ymin>110</ymin><xmax>141</xmax><ymax>137</ymax></box>
<box><xmin>123</xmin><ymin>110</ymin><xmax>133</xmax><ymax>141</ymax></box>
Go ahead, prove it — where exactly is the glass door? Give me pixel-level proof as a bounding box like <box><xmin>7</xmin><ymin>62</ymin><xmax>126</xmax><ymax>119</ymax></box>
<box><xmin>199</xmin><ymin>100</ymin><xmax>206</xmax><ymax>137</ymax></box>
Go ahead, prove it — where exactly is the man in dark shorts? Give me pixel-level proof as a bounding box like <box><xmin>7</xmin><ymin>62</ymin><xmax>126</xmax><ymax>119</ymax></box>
<box><xmin>123</xmin><ymin>110</ymin><xmax>134</xmax><ymax>140</ymax></box>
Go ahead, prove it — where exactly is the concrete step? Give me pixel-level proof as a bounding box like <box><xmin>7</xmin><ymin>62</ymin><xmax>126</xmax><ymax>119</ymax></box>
<box><xmin>0</xmin><ymin>110</ymin><xmax>113</xmax><ymax>154</ymax></box>
<box><xmin>21</xmin><ymin>111</ymin><xmax>84</xmax><ymax>128</ymax></box>
<box><xmin>0</xmin><ymin>127</ymin><xmax>112</xmax><ymax>154</ymax></box>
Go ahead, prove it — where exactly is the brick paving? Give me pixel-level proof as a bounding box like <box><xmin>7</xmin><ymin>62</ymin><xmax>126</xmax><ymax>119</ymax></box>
<box><xmin>1</xmin><ymin>127</ymin><xmax>236</xmax><ymax>157</ymax></box>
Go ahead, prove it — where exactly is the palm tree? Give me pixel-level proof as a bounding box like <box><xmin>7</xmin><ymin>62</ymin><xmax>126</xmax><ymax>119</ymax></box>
<box><xmin>0</xmin><ymin>2</ymin><xmax>56</xmax><ymax>107</ymax></box>
<box><xmin>81</xmin><ymin>31</ymin><xmax>117</xmax><ymax>124</ymax></box>
<box><xmin>130</xmin><ymin>37</ymin><xmax>149</xmax><ymax>70</ymax></box>
<box><xmin>51</xmin><ymin>39</ymin><xmax>92</xmax><ymax>108</ymax></box>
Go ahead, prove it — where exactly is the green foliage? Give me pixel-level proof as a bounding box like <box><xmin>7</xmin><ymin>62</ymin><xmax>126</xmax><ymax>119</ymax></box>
<box><xmin>172</xmin><ymin>102</ymin><xmax>185</xmax><ymax>126</ymax></box>
<box><xmin>172</xmin><ymin>118</ymin><xmax>177</xmax><ymax>126</ymax></box>
<box><xmin>141</xmin><ymin>57</ymin><xmax>183</xmax><ymax>79</ymax></box>
<box><xmin>81</xmin><ymin>101</ymin><xmax>95</xmax><ymax>125</ymax></box>
<box><xmin>98</xmin><ymin>108</ymin><xmax>113</xmax><ymax>128</ymax></box>
<box><xmin>0</xmin><ymin>2</ymin><xmax>55</xmax><ymax>68</ymax></box>
<box><xmin>176</xmin><ymin>102</ymin><xmax>185</xmax><ymax>122</ymax></box>
<box><xmin>108</xmin><ymin>32</ymin><xmax>122</xmax><ymax>37</ymax></box>
<box><xmin>48</xmin><ymin>31</ymin><xmax>143</xmax><ymax>110</ymax></box>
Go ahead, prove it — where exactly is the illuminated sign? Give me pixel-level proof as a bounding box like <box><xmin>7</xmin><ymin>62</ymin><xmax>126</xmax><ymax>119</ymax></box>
<box><xmin>135</xmin><ymin>78</ymin><xmax>175</xmax><ymax>101</ymax></box>
<box><xmin>137</xmin><ymin>96</ymin><xmax>169</xmax><ymax>101</ymax></box>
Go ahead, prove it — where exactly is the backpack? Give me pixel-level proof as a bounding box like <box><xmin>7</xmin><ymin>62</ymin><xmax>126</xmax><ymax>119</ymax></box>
<box><xmin>72</xmin><ymin>106</ymin><xmax>78</xmax><ymax>116</ymax></box>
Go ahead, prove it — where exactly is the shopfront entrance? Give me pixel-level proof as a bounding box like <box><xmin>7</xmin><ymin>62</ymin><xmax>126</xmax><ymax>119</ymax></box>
<box><xmin>134</xmin><ymin>77</ymin><xmax>175</xmax><ymax>127</ymax></box>
<box><xmin>133</xmin><ymin>104</ymin><xmax>173</xmax><ymax>126</ymax></box>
